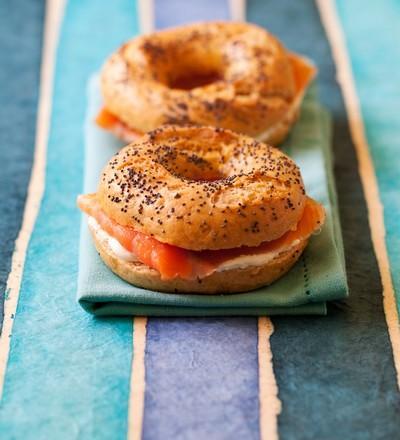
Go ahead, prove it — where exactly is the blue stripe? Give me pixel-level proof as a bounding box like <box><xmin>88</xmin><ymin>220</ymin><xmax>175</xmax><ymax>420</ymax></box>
<box><xmin>144</xmin><ymin>2</ymin><xmax>262</xmax><ymax>439</ymax></box>
<box><xmin>0</xmin><ymin>1</ymin><xmax>139</xmax><ymax>438</ymax></box>
<box><xmin>0</xmin><ymin>0</ymin><xmax>44</xmax><ymax>329</ymax></box>
<box><xmin>248</xmin><ymin>0</ymin><xmax>400</xmax><ymax>438</ymax></box>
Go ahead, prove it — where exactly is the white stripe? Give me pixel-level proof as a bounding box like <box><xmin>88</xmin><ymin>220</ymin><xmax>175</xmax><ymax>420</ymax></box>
<box><xmin>258</xmin><ymin>317</ymin><xmax>281</xmax><ymax>440</ymax></box>
<box><xmin>229</xmin><ymin>0</ymin><xmax>246</xmax><ymax>21</ymax></box>
<box><xmin>0</xmin><ymin>0</ymin><xmax>66</xmax><ymax>399</ymax></box>
<box><xmin>316</xmin><ymin>0</ymin><xmax>400</xmax><ymax>389</ymax></box>
<box><xmin>138</xmin><ymin>0</ymin><xmax>154</xmax><ymax>33</ymax></box>
<box><xmin>127</xmin><ymin>2</ymin><xmax>152</xmax><ymax>436</ymax></box>
<box><xmin>127</xmin><ymin>317</ymin><xmax>148</xmax><ymax>440</ymax></box>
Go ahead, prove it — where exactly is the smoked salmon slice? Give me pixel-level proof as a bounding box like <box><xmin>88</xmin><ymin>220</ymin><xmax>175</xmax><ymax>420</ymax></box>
<box><xmin>78</xmin><ymin>194</ymin><xmax>197</xmax><ymax>280</ymax></box>
<box><xmin>78</xmin><ymin>194</ymin><xmax>325</xmax><ymax>280</ymax></box>
<box><xmin>288</xmin><ymin>53</ymin><xmax>316</xmax><ymax>95</ymax></box>
<box><xmin>199</xmin><ymin>198</ymin><xmax>325</xmax><ymax>266</ymax></box>
<box><xmin>95</xmin><ymin>107</ymin><xmax>143</xmax><ymax>141</ymax></box>
<box><xmin>95</xmin><ymin>107</ymin><xmax>120</xmax><ymax>129</ymax></box>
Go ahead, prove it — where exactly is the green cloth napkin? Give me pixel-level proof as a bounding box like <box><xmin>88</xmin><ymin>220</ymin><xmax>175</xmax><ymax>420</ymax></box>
<box><xmin>77</xmin><ymin>77</ymin><xmax>348</xmax><ymax>316</ymax></box>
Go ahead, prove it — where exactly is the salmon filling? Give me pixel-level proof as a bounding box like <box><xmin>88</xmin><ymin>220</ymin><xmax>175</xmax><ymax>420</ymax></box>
<box><xmin>287</xmin><ymin>53</ymin><xmax>315</xmax><ymax>95</ymax></box>
<box><xmin>95</xmin><ymin>55</ymin><xmax>315</xmax><ymax>142</ymax></box>
<box><xmin>95</xmin><ymin>108</ymin><xmax>143</xmax><ymax>141</ymax></box>
<box><xmin>78</xmin><ymin>195</ymin><xmax>325</xmax><ymax>281</ymax></box>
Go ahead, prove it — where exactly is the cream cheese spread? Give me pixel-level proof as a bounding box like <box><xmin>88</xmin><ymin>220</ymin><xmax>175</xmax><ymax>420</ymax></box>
<box><xmin>88</xmin><ymin>216</ymin><xmax>300</xmax><ymax>273</ymax></box>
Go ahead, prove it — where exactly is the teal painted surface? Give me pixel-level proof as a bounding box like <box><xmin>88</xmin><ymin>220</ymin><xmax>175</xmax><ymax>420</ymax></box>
<box><xmin>0</xmin><ymin>1</ymin><xmax>139</xmax><ymax>438</ymax></box>
<box><xmin>337</xmin><ymin>0</ymin><xmax>400</xmax><ymax>311</ymax></box>
<box><xmin>0</xmin><ymin>0</ymin><xmax>397</xmax><ymax>438</ymax></box>
<box><xmin>0</xmin><ymin>0</ymin><xmax>45</xmax><ymax>326</ymax></box>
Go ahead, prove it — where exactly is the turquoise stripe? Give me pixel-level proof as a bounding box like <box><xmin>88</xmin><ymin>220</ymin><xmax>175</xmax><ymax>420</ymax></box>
<box><xmin>336</xmin><ymin>0</ymin><xmax>400</xmax><ymax>313</ymax></box>
<box><xmin>0</xmin><ymin>1</ymin><xmax>139</xmax><ymax>438</ymax></box>
<box><xmin>248</xmin><ymin>0</ymin><xmax>400</xmax><ymax>438</ymax></box>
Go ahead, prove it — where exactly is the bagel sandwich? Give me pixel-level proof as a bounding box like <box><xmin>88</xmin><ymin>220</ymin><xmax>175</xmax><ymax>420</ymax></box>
<box><xmin>96</xmin><ymin>22</ymin><xmax>316</xmax><ymax>146</ymax></box>
<box><xmin>78</xmin><ymin>126</ymin><xmax>325</xmax><ymax>294</ymax></box>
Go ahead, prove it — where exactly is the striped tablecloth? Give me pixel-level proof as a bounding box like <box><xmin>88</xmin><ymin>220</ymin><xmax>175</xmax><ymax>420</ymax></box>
<box><xmin>0</xmin><ymin>0</ymin><xmax>399</xmax><ymax>438</ymax></box>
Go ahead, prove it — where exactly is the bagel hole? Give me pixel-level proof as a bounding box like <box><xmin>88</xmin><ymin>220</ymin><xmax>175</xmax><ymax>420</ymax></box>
<box><xmin>188</xmin><ymin>171</ymin><xmax>225</xmax><ymax>182</ymax></box>
<box><xmin>159</xmin><ymin>150</ymin><xmax>225</xmax><ymax>181</ymax></box>
<box><xmin>170</xmin><ymin>165</ymin><xmax>224</xmax><ymax>182</ymax></box>
<box><xmin>168</xmin><ymin>70</ymin><xmax>222</xmax><ymax>90</ymax></box>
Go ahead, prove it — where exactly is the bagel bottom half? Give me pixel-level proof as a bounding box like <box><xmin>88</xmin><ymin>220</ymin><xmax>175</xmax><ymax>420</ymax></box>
<box><xmin>89</xmin><ymin>221</ymin><xmax>308</xmax><ymax>294</ymax></box>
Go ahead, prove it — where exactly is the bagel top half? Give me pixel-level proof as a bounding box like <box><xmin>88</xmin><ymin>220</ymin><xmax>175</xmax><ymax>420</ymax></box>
<box><xmin>99</xmin><ymin>21</ymin><xmax>316</xmax><ymax>144</ymax></box>
<box><xmin>95</xmin><ymin>125</ymin><xmax>307</xmax><ymax>251</ymax></box>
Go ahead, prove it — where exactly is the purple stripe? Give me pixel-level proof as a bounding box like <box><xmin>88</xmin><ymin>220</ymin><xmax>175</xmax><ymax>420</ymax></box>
<box><xmin>154</xmin><ymin>0</ymin><xmax>230</xmax><ymax>28</ymax></box>
<box><xmin>143</xmin><ymin>2</ymin><xmax>261</xmax><ymax>439</ymax></box>
<box><xmin>143</xmin><ymin>318</ymin><xmax>260</xmax><ymax>439</ymax></box>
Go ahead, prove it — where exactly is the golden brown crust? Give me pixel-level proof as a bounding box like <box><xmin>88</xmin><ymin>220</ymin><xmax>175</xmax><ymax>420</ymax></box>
<box><xmin>100</xmin><ymin>21</ymin><xmax>315</xmax><ymax>143</ymax></box>
<box><xmin>89</xmin><ymin>220</ymin><xmax>308</xmax><ymax>294</ymax></box>
<box><xmin>97</xmin><ymin>125</ymin><xmax>306</xmax><ymax>250</ymax></box>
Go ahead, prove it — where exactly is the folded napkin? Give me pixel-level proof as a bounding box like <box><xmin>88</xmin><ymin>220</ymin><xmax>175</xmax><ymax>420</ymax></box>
<box><xmin>77</xmin><ymin>77</ymin><xmax>348</xmax><ymax>316</ymax></box>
